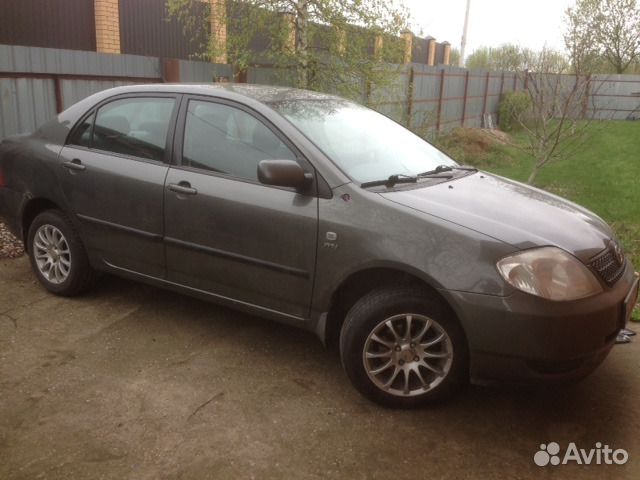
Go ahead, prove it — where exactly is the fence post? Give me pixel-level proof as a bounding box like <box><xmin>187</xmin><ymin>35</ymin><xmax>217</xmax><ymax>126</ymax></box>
<box><xmin>162</xmin><ymin>58</ymin><xmax>181</xmax><ymax>82</ymax></box>
<box><xmin>427</xmin><ymin>38</ymin><xmax>437</xmax><ymax>66</ymax></box>
<box><xmin>496</xmin><ymin>72</ymin><xmax>506</xmax><ymax>126</ymax></box>
<box><xmin>512</xmin><ymin>73</ymin><xmax>517</xmax><ymax>92</ymax></box>
<box><xmin>406</xmin><ymin>65</ymin><xmax>414</xmax><ymax>129</ymax></box>
<box><xmin>53</xmin><ymin>76</ymin><xmax>63</xmax><ymax>113</ymax></box>
<box><xmin>582</xmin><ymin>75</ymin><xmax>591</xmax><ymax>118</ymax></box>
<box><xmin>482</xmin><ymin>71</ymin><xmax>490</xmax><ymax>122</ymax></box>
<box><xmin>461</xmin><ymin>70</ymin><xmax>470</xmax><ymax>128</ymax></box>
<box><xmin>402</xmin><ymin>32</ymin><xmax>413</xmax><ymax>64</ymax></box>
<box><xmin>365</xmin><ymin>76</ymin><xmax>372</xmax><ymax>106</ymax></box>
<box><xmin>436</xmin><ymin>68</ymin><xmax>446</xmax><ymax>132</ymax></box>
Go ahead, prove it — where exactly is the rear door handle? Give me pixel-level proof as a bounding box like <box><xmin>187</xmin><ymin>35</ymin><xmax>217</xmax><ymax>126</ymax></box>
<box><xmin>63</xmin><ymin>159</ymin><xmax>86</xmax><ymax>172</ymax></box>
<box><xmin>168</xmin><ymin>182</ymin><xmax>198</xmax><ymax>195</ymax></box>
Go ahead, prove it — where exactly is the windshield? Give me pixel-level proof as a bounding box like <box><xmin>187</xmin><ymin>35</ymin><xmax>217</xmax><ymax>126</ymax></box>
<box><xmin>269</xmin><ymin>98</ymin><xmax>457</xmax><ymax>183</ymax></box>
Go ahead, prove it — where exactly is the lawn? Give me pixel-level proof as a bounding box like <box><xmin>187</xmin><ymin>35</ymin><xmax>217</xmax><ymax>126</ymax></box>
<box><xmin>436</xmin><ymin>121</ymin><xmax>639</xmax><ymax>320</ymax></box>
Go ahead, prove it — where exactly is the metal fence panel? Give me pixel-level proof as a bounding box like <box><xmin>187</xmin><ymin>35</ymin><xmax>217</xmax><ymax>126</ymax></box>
<box><xmin>120</xmin><ymin>0</ymin><xmax>208</xmax><ymax>60</ymax></box>
<box><xmin>60</xmin><ymin>79</ymin><xmax>142</xmax><ymax>109</ymax></box>
<box><xmin>440</xmin><ymin>68</ymin><xmax>467</xmax><ymax>129</ymax></box>
<box><xmin>0</xmin><ymin>0</ymin><xmax>96</xmax><ymax>52</ymax></box>
<box><xmin>0</xmin><ymin>44</ymin><xmax>161</xmax><ymax>78</ymax></box>
<box><xmin>0</xmin><ymin>77</ymin><xmax>56</xmax><ymax>138</ymax></box>
<box><xmin>368</xmin><ymin>65</ymin><xmax>410</xmax><ymax>124</ymax></box>
<box><xmin>247</xmin><ymin>67</ymin><xmax>296</xmax><ymax>86</ymax></box>
<box><xmin>465</xmin><ymin>72</ymin><xmax>488</xmax><ymax>128</ymax></box>
<box><xmin>2</xmin><ymin>44</ymin><xmax>640</xmax><ymax>140</ymax></box>
<box><xmin>590</xmin><ymin>74</ymin><xmax>640</xmax><ymax>120</ymax></box>
<box><xmin>485</xmin><ymin>73</ymin><xmax>503</xmax><ymax>120</ymax></box>
<box><xmin>179</xmin><ymin>60</ymin><xmax>233</xmax><ymax>83</ymax></box>
<box><xmin>410</xmin><ymin>64</ymin><xmax>440</xmax><ymax>130</ymax></box>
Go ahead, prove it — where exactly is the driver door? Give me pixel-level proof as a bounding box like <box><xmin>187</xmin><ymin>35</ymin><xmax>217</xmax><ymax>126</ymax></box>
<box><xmin>163</xmin><ymin>97</ymin><xmax>319</xmax><ymax>318</ymax></box>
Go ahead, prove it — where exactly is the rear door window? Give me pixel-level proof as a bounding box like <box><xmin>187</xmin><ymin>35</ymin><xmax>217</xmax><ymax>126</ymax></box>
<box><xmin>85</xmin><ymin>97</ymin><xmax>176</xmax><ymax>161</ymax></box>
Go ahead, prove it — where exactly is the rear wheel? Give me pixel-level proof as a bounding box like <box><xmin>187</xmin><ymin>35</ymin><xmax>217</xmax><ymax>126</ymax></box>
<box><xmin>28</xmin><ymin>210</ymin><xmax>97</xmax><ymax>296</ymax></box>
<box><xmin>340</xmin><ymin>287</ymin><xmax>468</xmax><ymax>408</ymax></box>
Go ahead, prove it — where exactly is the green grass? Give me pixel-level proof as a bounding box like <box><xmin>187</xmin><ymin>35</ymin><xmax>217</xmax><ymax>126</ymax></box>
<box><xmin>437</xmin><ymin>121</ymin><xmax>640</xmax><ymax>320</ymax></box>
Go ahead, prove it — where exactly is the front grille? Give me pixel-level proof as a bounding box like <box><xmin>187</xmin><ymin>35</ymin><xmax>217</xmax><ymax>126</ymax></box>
<box><xmin>590</xmin><ymin>244</ymin><xmax>625</xmax><ymax>285</ymax></box>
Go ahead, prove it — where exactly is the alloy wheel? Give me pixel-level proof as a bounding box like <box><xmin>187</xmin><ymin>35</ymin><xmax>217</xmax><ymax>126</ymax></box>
<box><xmin>363</xmin><ymin>313</ymin><xmax>454</xmax><ymax>397</ymax></box>
<box><xmin>33</xmin><ymin>224</ymin><xmax>72</xmax><ymax>285</ymax></box>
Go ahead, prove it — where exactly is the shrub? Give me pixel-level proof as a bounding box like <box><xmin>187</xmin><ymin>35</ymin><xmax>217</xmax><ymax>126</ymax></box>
<box><xmin>433</xmin><ymin>128</ymin><xmax>514</xmax><ymax>168</ymax></box>
<box><xmin>499</xmin><ymin>91</ymin><xmax>531</xmax><ymax>132</ymax></box>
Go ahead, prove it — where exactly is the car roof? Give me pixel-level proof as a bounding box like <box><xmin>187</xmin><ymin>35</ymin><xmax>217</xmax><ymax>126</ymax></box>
<box><xmin>104</xmin><ymin>83</ymin><xmax>344</xmax><ymax>104</ymax></box>
<box><xmin>38</xmin><ymin>82</ymin><xmax>352</xmax><ymax>188</ymax></box>
<box><xmin>51</xmin><ymin>83</ymin><xmax>347</xmax><ymax>149</ymax></box>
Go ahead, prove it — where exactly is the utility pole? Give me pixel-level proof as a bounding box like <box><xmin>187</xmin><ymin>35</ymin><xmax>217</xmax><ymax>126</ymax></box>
<box><xmin>459</xmin><ymin>0</ymin><xmax>471</xmax><ymax>68</ymax></box>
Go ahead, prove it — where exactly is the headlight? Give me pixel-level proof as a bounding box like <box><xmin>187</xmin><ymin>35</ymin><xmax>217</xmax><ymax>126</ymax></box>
<box><xmin>497</xmin><ymin>247</ymin><xmax>603</xmax><ymax>301</ymax></box>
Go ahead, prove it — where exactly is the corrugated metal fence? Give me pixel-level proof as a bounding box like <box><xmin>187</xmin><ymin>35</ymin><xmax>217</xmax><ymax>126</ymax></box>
<box><xmin>119</xmin><ymin>0</ymin><xmax>209</xmax><ymax>60</ymax></box>
<box><xmin>590</xmin><ymin>74</ymin><xmax>640</xmax><ymax>120</ymax></box>
<box><xmin>1</xmin><ymin>44</ymin><xmax>640</xmax><ymax>141</ymax></box>
<box><xmin>366</xmin><ymin>64</ymin><xmax>525</xmax><ymax>130</ymax></box>
<box><xmin>0</xmin><ymin>0</ymin><xmax>96</xmax><ymax>52</ymax></box>
<box><xmin>0</xmin><ymin>45</ymin><xmax>233</xmax><ymax>139</ymax></box>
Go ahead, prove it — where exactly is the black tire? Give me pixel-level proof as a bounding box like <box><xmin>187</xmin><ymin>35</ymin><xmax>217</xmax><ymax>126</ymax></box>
<box><xmin>340</xmin><ymin>286</ymin><xmax>468</xmax><ymax>408</ymax></box>
<box><xmin>27</xmin><ymin>209</ymin><xmax>98</xmax><ymax>296</ymax></box>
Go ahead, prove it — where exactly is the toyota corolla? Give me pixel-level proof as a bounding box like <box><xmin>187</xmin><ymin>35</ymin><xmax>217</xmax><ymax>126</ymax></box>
<box><xmin>0</xmin><ymin>84</ymin><xmax>637</xmax><ymax>407</ymax></box>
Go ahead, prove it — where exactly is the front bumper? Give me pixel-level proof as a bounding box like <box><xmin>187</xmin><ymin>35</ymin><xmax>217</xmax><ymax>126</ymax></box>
<box><xmin>442</xmin><ymin>260</ymin><xmax>637</xmax><ymax>383</ymax></box>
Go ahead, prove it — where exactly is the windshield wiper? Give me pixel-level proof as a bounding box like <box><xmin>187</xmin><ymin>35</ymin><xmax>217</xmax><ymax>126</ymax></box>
<box><xmin>360</xmin><ymin>174</ymin><xmax>418</xmax><ymax>189</ymax></box>
<box><xmin>418</xmin><ymin>164</ymin><xmax>477</xmax><ymax>176</ymax></box>
<box><xmin>360</xmin><ymin>165</ymin><xmax>478</xmax><ymax>189</ymax></box>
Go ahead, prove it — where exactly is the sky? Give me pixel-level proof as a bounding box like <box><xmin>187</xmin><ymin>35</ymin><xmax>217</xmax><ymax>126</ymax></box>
<box><xmin>405</xmin><ymin>0</ymin><xmax>575</xmax><ymax>58</ymax></box>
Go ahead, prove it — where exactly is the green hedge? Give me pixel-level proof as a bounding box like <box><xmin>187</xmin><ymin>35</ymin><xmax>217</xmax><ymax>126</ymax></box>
<box><xmin>498</xmin><ymin>91</ymin><xmax>531</xmax><ymax>132</ymax></box>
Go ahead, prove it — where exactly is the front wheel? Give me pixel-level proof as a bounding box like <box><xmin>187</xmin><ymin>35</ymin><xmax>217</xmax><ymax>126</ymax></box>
<box><xmin>340</xmin><ymin>287</ymin><xmax>468</xmax><ymax>408</ymax></box>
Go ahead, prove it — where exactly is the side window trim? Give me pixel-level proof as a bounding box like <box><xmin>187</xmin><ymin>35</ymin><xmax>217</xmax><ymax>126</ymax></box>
<box><xmin>66</xmin><ymin>110</ymin><xmax>96</xmax><ymax>149</ymax></box>
<box><xmin>175</xmin><ymin>95</ymin><xmax>313</xmax><ymax>179</ymax></box>
<box><xmin>87</xmin><ymin>111</ymin><xmax>96</xmax><ymax>148</ymax></box>
<box><xmin>65</xmin><ymin>93</ymin><xmax>182</xmax><ymax>165</ymax></box>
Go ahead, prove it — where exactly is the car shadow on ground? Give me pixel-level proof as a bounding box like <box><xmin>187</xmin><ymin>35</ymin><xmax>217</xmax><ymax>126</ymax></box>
<box><xmin>85</xmin><ymin>273</ymin><xmax>635</xmax><ymax>429</ymax></box>
<box><xmin>3</xmin><ymin>263</ymin><xmax>637</xmax><ymax>479</ymax></box>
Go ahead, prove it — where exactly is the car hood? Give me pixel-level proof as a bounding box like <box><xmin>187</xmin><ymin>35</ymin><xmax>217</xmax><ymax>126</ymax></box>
<box><xmin>380</xmin><ymin>172</ymin><xmax>613</xmax><ymax>261</ymax></box>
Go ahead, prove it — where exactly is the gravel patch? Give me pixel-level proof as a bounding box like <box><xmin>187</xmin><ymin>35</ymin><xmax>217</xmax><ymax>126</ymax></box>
<box><xmin>0</xmin><ymin>221</ymin><xmax>24</xmax><ymax>259</ymax></box>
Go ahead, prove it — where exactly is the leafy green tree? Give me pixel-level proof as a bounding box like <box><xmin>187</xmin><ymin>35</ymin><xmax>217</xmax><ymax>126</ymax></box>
<box><xmin>565</xmin><ymin>0</ymin><xmax>640</xmax><ymax>74</ymax></box>
<box><xmin>167</xmin><ymin>0</ymin><xmax>409</xmax><ymax>99</ymax></box>
<box><xmin>465</xmin><ymin>44</ymin><xmax>570</xmax><ymax>75</ymax></box>
<box><xmin>465</xmin><ymin>44</ymin><xmax>534</xmax><ymax>71</ymax></box>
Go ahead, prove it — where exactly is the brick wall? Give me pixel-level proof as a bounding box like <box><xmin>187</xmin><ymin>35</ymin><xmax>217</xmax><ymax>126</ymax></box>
<box><xmin>94</xmin><ymin>0</ymin><xmax>121</xmax><ymax>54</ymax></box>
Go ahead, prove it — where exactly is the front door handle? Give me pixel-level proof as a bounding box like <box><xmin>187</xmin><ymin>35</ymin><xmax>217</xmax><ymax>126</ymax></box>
<box><xmin>63</xmin><ymin>159</ymin><xmax>86</xmax><ymax>172</ymax></box>
<box><xmin>168</xmin><ymin>182</ymin><xmax>198</xmax><ymax>196</ymax></box>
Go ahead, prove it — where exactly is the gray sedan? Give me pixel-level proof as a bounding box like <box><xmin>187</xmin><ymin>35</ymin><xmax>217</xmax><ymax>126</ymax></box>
<box><xmin>0</xmin><ymin>84</ymin><xmax>637</xmax><ymax>407</ymax></box>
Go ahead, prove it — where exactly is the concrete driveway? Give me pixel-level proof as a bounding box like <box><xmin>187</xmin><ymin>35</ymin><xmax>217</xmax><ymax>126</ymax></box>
<box><xmin>1</xmin><ymin>257</ymin><xmax>638</xmax><ymax>480</ymax></box>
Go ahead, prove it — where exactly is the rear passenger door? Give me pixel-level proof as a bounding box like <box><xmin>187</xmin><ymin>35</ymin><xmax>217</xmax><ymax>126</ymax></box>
<box><xmin>58</xmin><ymin>94</ymin><xmax>179</xmax><ymax>278</ymax></box>
<box><xmin>163</xmin><ymin>97</ymin><xmax>318</xmax><ymax>318</ymax></box>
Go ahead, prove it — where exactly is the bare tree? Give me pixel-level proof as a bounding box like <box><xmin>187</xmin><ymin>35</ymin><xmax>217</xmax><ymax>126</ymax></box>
<box><xmin>565</xmin><ymin>0</ymin><xmax>640</xmax><ymax>74</ymax></box>
<box><xmin>510</xmin><ymin>49</ymin><xmax>598</xmax><ymax>184</ymax></box>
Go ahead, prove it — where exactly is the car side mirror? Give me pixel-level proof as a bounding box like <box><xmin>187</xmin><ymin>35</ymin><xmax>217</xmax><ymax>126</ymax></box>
<box><xmin>257</xmin><ymin>160</ymin><xmax>312</xmax><ymax>189</ymax></box>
